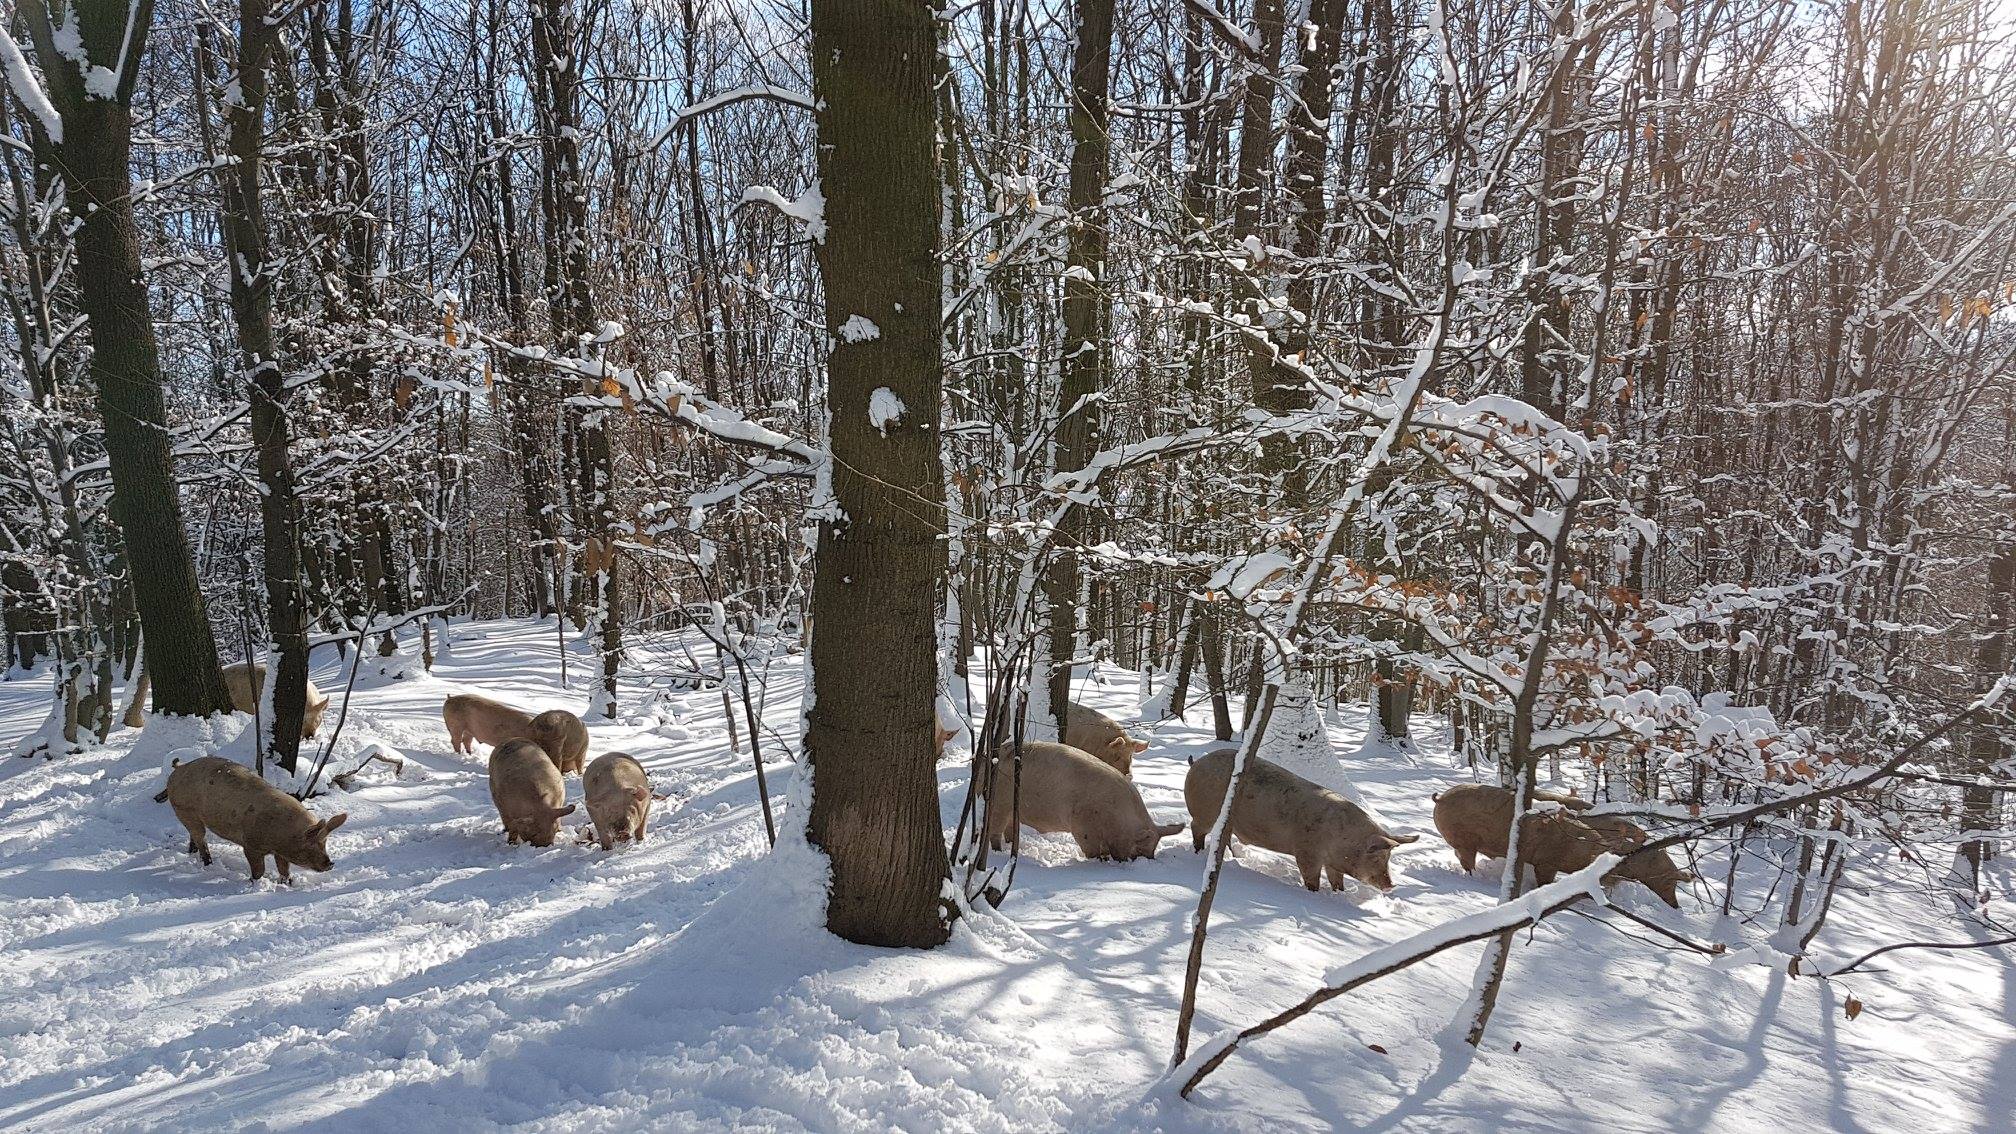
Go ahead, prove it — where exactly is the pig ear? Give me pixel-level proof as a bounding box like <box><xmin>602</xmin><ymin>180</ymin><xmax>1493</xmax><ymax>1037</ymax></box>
<box><xmin>630</xmin><ymin>785</ymin><xmax>650</xmax><ymax>803</ymax></box>
<box><xmin>1155</xmin><ymin>821</ymin><xmax>1186</xmax><ymax>838</ymax></box>
<box><xmin>1130</xmin><ymin>738</ymin><xmax>1150</xmax><ymax>753</ymax></box>
<box><xmin>317</xmin><ymin>812</ymin><xmax>348</xmax><ymax>836</ymax></box>
<box><xmin>549</xmin><ymin>803</ymin><xmax>578</xmax><ymax>819</ymax></box>
<box><xmin>1389</xmin><ymin>832</ymin><xmax>1420</xmax><ymax>846</ymax></box>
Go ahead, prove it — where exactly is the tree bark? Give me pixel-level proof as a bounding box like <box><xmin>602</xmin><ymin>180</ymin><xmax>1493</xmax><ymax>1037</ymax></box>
<box><xmin>804</xmin><ymin>0</ymin><xmax>953</xmax><ymax>949</ymax></box>
<box><xmin>215</xmin><ymin>0</ymin><xmax>310</xmax><ymax>770</ymax></box>
<box><xmin>534</xmin><ymin>0</ymin><xmax>621</xmax><ymax>714</ymax></box>
<box><xmin>1044</xmin><ymin>0</ymin><xmax>1115</xmax><ymax>738</ymax></box>
<box><xmin>26</xmin><ymin>0</ymin><xmax>232</xmax><ymax>719</ymax></box>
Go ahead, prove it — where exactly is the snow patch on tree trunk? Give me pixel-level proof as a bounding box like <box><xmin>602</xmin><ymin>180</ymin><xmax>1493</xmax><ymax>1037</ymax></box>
<box><xmin>867</xmin><ymin>387</ymin><xmax>905</xmax><ymax>435</ymax></box>
<box><xmin>1256</xmin><ymin>675</ymin><xmax>1365</xmax><ymax>805</ymax></box>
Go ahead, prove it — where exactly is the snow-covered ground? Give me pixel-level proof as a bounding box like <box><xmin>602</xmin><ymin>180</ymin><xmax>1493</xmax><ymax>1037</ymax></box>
<box><xmin>2</xmin><ymin>618</ymin><xmax>2010</xmax><ymax>1132</ymax></box>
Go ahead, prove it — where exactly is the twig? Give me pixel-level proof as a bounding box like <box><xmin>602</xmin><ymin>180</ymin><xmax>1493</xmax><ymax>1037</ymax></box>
<box><xmin>1175</xmin><ymin>861</ymin><xmax>1617</xmax><ymax>1098</ymax></box>
<box><xmin>1823</xmin><ymin>933</ymin><xmax>2016</xmax><ymax>977</ymax></box>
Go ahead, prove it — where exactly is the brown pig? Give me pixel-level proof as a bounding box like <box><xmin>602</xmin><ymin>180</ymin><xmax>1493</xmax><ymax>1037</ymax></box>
<box><xmin>489</xmin><ymin>738</ymin><xmax>575</xmax><ymax>847</ymax></box>
<box><xmin>583</xmin><ymin>751</ymin><xmax>652</xmax><ymax>851</ymax></box>
<box><xmin>222</xmin><ymin>661</ymin><xmax>332</xmax><ymax>739</ymax></box>
<box><xmin>1184</xmin><ymin>749</ymin><xmax>1420</xmax><ymax>892</ymax></box>
<box><xmin>531</xmin><ymin>709</ymin><xmax>590</xmax><ymax>775</ymax></box>
<box><xmin>443</xmin><ymin>693</ymin><xmax>589</xmax><ymax>775</ymax></box>
<box><xmin>1432</xmin><ymin>784</ymin><xmax>1685</xmax><ymax>905</ymax></box>
<box><xmin>1064</xmin><ymin>701</ymin><xmax>1151</xmax><ymax>776</ymax></box>
<box><xmin>985</xmin><ymin>741</ymin><xmax>1185</xmax><ymax>861</ymax></box>
<box><xmin>155</xmin><ymin>756</ymin><xmax>347</xmax><ymax>882</ymax></box>
<box><xmin>1579</xmin><ymin>812</ymin><xmax>1694</xmax><ymax>908</ymax></box>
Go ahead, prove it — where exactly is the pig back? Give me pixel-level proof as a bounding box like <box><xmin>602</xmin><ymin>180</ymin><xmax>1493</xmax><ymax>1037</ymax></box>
<box><xmin>490</xmin><ymin>738</ymin><xmax>565</xmax><ymax>814</ymax></box>
<box><xmin>166</xmin><ymin>756</ymin><xmax>316</xmax><ymax>846</ymax></box>
<box><xmin>987</xmin><ymin>740</ymin><xmax>1145</xmax><ymax>835</ymax></box>
<box><xmin>447</xmin><ymin>693</ymin><xmax>537</xmax><ymax>745</ymax></box>
<box><xmin>532</xmin><ymin>709</ymin><xmax>589</xmax><ymax>772</ymax></box>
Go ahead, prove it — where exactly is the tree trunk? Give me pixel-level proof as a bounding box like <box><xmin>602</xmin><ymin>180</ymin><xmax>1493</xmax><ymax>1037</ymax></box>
<box><xmin>534</xmin><ymin>0</ymin><xmax>620</xmax><ymax>716</ymax></box>
<box><xmin>27</xmin><ymin>0</ymin><xmax>232</xmax><ymax>719</ymax></box>
<box><xmin>803</xmin><ymin>0</ymin><xmax>953</xmax><ymax>949</ymax></box>
<box><xmin>1044</xmin><ymin>0</ymin><xmax>1115</xmax><ymax>738</ymax></box>
<box><xmin>214</xmin><ymin>0</ymin><xmax>310</xmax><ymax>770</ymax></box>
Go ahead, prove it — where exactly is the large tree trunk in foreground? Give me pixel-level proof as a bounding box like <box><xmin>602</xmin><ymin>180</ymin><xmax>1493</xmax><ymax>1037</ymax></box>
<box><xmin>26</xmin><ymin>0</ymin><xmax>232</xmax><ymax>720</ymax></box>
<box><xmin>803</xmin><ymin>0</ymin><xmax>953</xmax><ymax>948</ymax></box>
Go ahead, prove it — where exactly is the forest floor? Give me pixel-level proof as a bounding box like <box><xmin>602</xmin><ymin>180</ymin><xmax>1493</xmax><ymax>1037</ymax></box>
<box><xmin>1</xmin><ymin>617</ymin><xmax>2011</xmax><ymax>1132</ymax></box>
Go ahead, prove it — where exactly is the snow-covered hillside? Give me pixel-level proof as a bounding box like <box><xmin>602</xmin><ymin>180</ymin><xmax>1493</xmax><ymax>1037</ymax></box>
<box><xmin>1</xmin><ymin>619</ymin><xmax>2009</xmax><ymax>1132</ymax></box>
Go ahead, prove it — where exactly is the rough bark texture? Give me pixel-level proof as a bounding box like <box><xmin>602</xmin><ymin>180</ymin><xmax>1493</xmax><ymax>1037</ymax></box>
<box><xmin>804</xmin><ymin>0</ymin><xmax>953</xmax><ymax>949</ymax></box>
<box><xmin>222</xmin><ymin>0</ymin><xmax>310</xmax><ymax>769</ymax></box>
<box><xmin>28</xmin><ymin>0</ymin><xmax>232</xmax><ymax>720</ymax></box>
<box><xmin>535</xmin><ymin>0</ymin><xmax>621</xmax><ymax>713</ymax></box>
<box><xmin>1045</xmin><ymin>0</ymin><xmax>1115</xmax><ymax>738</ymax></box>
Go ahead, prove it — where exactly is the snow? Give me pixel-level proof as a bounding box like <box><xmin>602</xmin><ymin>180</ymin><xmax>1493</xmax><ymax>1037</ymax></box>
<box><xmin>867</xmin><ymin>387</ymin><xmax>906</xmax><ymax>435</ymax></box>
<box><xmin>2</xmin><ymin>617</ymin><xmax>2012</xmax><ymax>1131</ymax></box>
<box><xmin>838</xmin><ymin>314</ymin><xmax>881</xmax><ymax>343</ymax></box>
<box><xmin>741</xmin><ymin>181</ymin><xmax>827</xmax><ymax>244</ymax></box>
<box><xmin>0</xmin><ymin>29</ymin><xmax>61</xmax><ymax>141</ymax></box>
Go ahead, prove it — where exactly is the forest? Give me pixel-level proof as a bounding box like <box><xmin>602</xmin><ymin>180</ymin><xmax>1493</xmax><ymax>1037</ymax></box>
<box><xmin>2</xmin><ymin>0</ymin><xmax>2014</xmax><ymax>1128</ymax></box>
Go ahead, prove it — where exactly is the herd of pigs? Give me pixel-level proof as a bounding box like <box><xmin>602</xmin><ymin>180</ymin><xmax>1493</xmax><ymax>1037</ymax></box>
<box><xmin>151</xmin><ymin>665</ymin><xmax>1695</xmax><ymax>907</ymax></box>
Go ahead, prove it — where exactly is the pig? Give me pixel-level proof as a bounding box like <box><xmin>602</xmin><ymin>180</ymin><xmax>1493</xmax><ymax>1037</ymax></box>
<box><xmin>583</xmin><ymin>751</ymin><xmax>652</xmax><ymax>851</ymax></box>
<box><xmin>1578</xmin><ymin>812</ymin><xmax>1695</xmax><ymax>908</ymax></box>
<box><xmin>531</xmin><ymin>709</ymin><xmax>590</xmax><ymax>775</ymax></box>
<box><xmin>489</xmin><ymin>738</ymin><xmax>576</xmax><ymax>847</ymax></box>
<box><xmin>221</xmin><ymin>661</ymin><xmax>332</xmax><ymax>739</ymax></box>
<box><xmin>443</xmin><ymin>693</ymin><xmax>590</xmax><ymax>775</ymax></box>
<box><xmin>984</xmin><ymin>740</ymin><xmax>1185</xmax><ymax>861</ymax></box>
<box><xmin>1432</xmin><ymin>783</ymin><xmax>1686</xmax><ymax>905</ymax></box>
<box><xmin>154</xmin><ymin>755</ymin><xmax>347</xmax><ymax>882</ymax></box>
<box><xmin>1064</xmin><ymin>701</ymin><xmax>1151</xmax><ymax>776</ymax></box>
<box><xmin>1183</xmin><ymin>749</ymin><xmax>1420</xmax><ymax>892</ymax></box>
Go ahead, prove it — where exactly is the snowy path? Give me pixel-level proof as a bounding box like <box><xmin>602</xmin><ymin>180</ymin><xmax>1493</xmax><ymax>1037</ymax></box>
<box><xmin>1</xmin><ymin>619</ymin><xmax>2010</xmax><ymax>1131</ymax></box>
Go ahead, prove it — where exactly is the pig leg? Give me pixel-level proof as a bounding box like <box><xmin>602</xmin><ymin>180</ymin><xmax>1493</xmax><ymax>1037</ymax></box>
<box><xmin>1453</xmin><ymin>847</ymin><xmax>1477</xmax><ymax>873</ymax></box>
<box><xmin>1326</xmin><ymin>866</ymin><xmax>1345</xmax><ymax>891</ymax></box>
<box><xmin>634</xmin><ymin>813</ymin><xmax>648</xmax><ymax>842</ymax></box>
<box><xmin>1296</xmin><ymin>854</ymin><xmax>1322</xmax><ymax>892</ymax></box>
<box><xmin>1533</xmin><ymin>866</ymin><xmax>1557</xmax><ymax>885</ymax></box>
<box><xmin>598</xmin><ymin>828</ymin><xmax>614</xmax><ymax>852</ymax></box>
<box><xmin>245</xmin><ymin>849</ymin><xmax>266</xmax><ymax>882</ymax></box>
<box><xmin>1191</xmin><ymin>826</ymin><xmax>1205</xmax><ymax>853</ymax></box>
<box><xmin>176</xmin><ymin>811</ymin><xmax>212</xmax><ymax>865</ymax></box>
<box><xmin>275</xmin><ymin>858</ymin><xmax>292</xmax><ymax>884</ymax></box>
